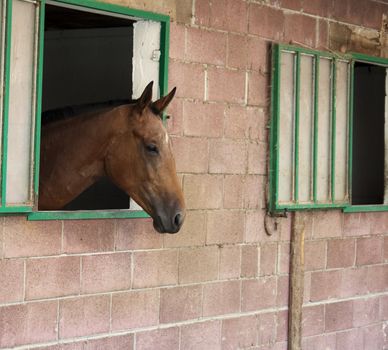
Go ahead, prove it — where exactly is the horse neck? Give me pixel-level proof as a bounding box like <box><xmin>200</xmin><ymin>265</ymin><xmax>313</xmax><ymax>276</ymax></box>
<box><xmin>39</xmin><ymin>105</ymin><xmax>131</xmax><ymax>209</ymax></box>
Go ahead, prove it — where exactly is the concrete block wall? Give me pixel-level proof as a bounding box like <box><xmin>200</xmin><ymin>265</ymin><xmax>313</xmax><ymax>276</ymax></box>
<box><xmin>0</xmin><ymin>1</ymin><xmax>387</xmax><ymax>349</ymax></box>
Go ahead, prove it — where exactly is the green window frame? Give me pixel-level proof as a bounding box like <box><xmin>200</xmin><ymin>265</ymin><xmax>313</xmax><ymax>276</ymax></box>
<box><xmin>269</xmin><ymin>44</ymin><xmax>388</xmax><ymax>214</ymax></box>
<box><xmin>0</xmin><ymin>0</ymin><xmax>171</xmax><ymax>220</ymax></box>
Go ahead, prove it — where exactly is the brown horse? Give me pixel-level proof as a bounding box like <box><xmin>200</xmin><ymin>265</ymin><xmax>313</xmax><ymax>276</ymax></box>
<box><xmin>39</xmin><ymin>82</ymin><xmax>185</xmax><ymax>233</ymax></box>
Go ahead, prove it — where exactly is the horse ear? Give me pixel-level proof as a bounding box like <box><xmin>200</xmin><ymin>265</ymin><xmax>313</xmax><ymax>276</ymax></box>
<box><xmin>137</xmin><ymin>81</ymin><xmax>154</xmax><ymax>111</ymax></box>
<box><xmin>151</xmin><ymin>87</ymin><xmax>176</xmax><ymax>115</ymax></box>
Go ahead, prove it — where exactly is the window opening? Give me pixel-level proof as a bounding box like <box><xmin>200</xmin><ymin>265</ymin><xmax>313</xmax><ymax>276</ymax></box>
<box><xmin>40</xmin><ymin>3</ymin><xmax>134</xmax><ymax>210</ymax></box>
<box><xmin>352</xmin><ymin>62</ymin><xmax>386</xmax><ymax>205</ymax></box>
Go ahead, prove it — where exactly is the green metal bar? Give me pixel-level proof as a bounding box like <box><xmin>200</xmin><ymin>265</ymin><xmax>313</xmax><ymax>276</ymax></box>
<box><xmin>312</xmin><ymin>55</ymin><xmax>319</xmax><ymax>203</ymax></box>
<box><xmin>277</xmin><ymin>44</ymin><xmax>343</xmax><ymax>60</ymax></box>
<box><xmin>33</xmin><ymin>0</ymin><xmax>46</xmax><ymax>203</ymax></box>
<box><xmin>28</xmin><ymin>210</ymin><xmax>150</xmax><ymax>221</ymax></box>
<box><xmin>51</xmin><ymin>0</ymin><xmax>170</xmax><ymax>23</ymax></box>
<box><xmin>275</xmin><ymin>203</ymin><xmax>348</xmax><ymax>211</ymax></box>
<box><xmin>30</xmin><ymin>0</ymin><xmax>170</xmax><ymax>219</ymax></box>
<box><xmin>269</xmin><ymin>44</ymin><xmax>281</xmax><ymax>214</ymax></box>
<box><xmin>343</xmin><ymin>205</ymin><xmax>388</xmax><ymax>213</ymax></box>
<box><xmin>350</xmin><ymin>52</ymin><xmax>388</xmax><ymax>66</ymax></box>
<box><xmin>330</xmin><ymin>59</ymin><xmax>337</xmax><ymax>202</ymax></box>
<box><xmin>293</xmin><ymin>52</ymin><xmax>301</xmax><ymax>202</ymax></box>
<box><xmin>1</xmin><ymin>0</ymin><xmax>12</xmax><ymax>207</ymax></box>
<box><xmin>0</xmin><ymin>206</ymin><xmax>32</xmax><ymax>213</ymax></box>
<box><xmin>347</xmin><ymin>61</ymin><xmax>354</xmax><ymax>203</ymax></box>
<box><xmin>159</xmin><ymin>18</ymin><xmax>170</xmax><ymax>123</ymax></box>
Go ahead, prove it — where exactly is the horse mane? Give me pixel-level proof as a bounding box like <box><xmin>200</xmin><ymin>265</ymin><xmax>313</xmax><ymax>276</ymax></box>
<box><xmin>42</xmin><ymin>99</ymin><xmax>135</xmax><ymax>125</ymax></box>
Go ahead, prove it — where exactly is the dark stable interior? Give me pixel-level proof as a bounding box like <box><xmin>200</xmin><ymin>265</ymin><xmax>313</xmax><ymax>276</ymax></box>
<box><xmin>352</xmin><ymin>62</ymin><xmax>386</xmax><ymax>205</ymax></box>
<box><xmin>41</xmin><ymin>4</ymin><xmax>134</xmax><ymax>210</ymax></box>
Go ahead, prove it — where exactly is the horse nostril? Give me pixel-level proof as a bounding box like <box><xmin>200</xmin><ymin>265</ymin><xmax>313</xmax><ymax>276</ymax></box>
<box><xmin>174</xmin><ymin>212</ymin><xmax>183</xmax><ymax>228</ymax></box>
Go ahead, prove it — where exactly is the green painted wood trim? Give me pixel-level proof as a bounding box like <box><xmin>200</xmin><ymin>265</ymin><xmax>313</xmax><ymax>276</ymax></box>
<box><xmin>269</xmin><ymin>44</ymin><xmax>281</xmax><ymax>213</ymax></box>
<box><xmin>293</xmin><ymin>51</ymin><xmax>301</xmax><ymax>202</ymax></box>
<box><xmin>33</xmin><ymin>0</ymin><xmax>45</xmax><ymax>201</ymax></box>
<box><xmin>350</xmin><ymin>53</ymin><xmax>388</xmax><ymax>66</ymax></box>
<box><xmin>312</xmin><ymin>55</ymin><xmax>319</xmax><ymax>203</ymax></box>
<box><xmin>0</xmin><ymin>206</ymin><xmax>32</xmax><ymax>213</ymax></box>
<box><xmin>330</xmin><ymin>58</ymin><xmax>337</xmax><ymax>202</ymax></box>
<box><xmin>1</xmin><ymin>0</ymin><xmax>11</xmax><ymax>207</ymax></box>
<box><xmin>276</xmin><ymin>203</ymin><xmax>347</xmax><ymax>211</ymax></box>
<box><xmin>348</xmin><ymin>61</ymin><xmax>354</xmax><ymax>203</ymax></box>
<box><xmin>51</xmin><ymin>0</ymin><xmax>170</xmax><ymax>23</ymax></box>
<box><xmin>29</xmin><ymin>0</ymin><xmax>170</xmax><ymax>220</ymax></box>
<box><xmin>343</xmin><ymin>205</ymin><xmax>388</xmax><ymax>213</ymax></box>
<box><xmin>28</xmin><ymin>210</ymin><xmax>150</xmax><ymax>220</ymax></box>
<box><xmin>278</xmin><ymin>44</ymin><xmax>342</xmax><ymax>59</ymax></box>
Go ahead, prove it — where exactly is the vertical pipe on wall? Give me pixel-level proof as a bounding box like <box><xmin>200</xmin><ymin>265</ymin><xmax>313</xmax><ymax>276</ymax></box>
<box><xmin>288</xmin><ymin>211</ymin><xmax>305</xmax><ymax>350</ymax></box>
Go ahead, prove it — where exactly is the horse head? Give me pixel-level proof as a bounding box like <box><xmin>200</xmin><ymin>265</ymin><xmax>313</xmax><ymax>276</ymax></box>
<box><xmin>105</xmin><ymin>82</ymin><xmax>185</xmax><ymax>233</ymax></box>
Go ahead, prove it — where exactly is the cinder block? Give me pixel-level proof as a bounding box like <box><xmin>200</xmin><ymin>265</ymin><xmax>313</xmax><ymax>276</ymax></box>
<box><xmin>356</xmin><ymin>237</ymin><xmax>383</xmax><ymax>266</ymax></box>
<box><xmin>203</xmin><ymin>280</ymin><xmax>240</xmax><ymax>316</ymax></box>
<box><xmin>169</xmin><ymin>60</ymin><xmax>205</xmax><ymax>100</ymax></box>
<box><xmin>209</xmin><ymin>139</ymin><xmax>247</xmax><ymax>174</ymax></box>
<box><xmin>181</xmin><ymin>320</ymin><xmax>221</xmax><ymax>350</ymax></box>
<box><xmin>207</xmin><ymin>67</ymin><xmax>246</xmax><ymax>104</ymax></box>
<box><xmin>81</xmin><ymin>253</ymin><xmax>131</xmax><ymax>293</ymax></box>
<box><xmin>221</xmin><ymin>315</ymin><xmax>258</xmax><ymax>350</ymax></box>
<box><xmin>111</xmin><ymin>290</ymin><xmax>159</xmax><ymax>330</ymax></box>
<box><xmin>0</xmin><ymin>259</ymin><xmax>24</xmax><ymax>303</ymax></box>
<box><xmin>172</xmin><ymin>136</ymin><xmax>209</xmax><ymax>173</ymax></box>
<box><xmin>248</xmin><ymin>4</ymin><xmax>284</xmax><ymax>40</ymax></box>
<box><xmin>63</xmin><ymin>220</ymin><xmax>114</xmax><ymax>254</ymax></box>
<box><xmin>184</xmin><ymin>174</ymin><xmax>223</xmax><ymax>209</ymax></box>
<box><xmin>327</xmin><ymin>238</ymin><xmax>355</xmax><ymax>268</ymax></box>
<box><xmin>132</xmin><ymin>250</ymin><xmax>178</xmax><ymax>288</ymax></box>
<box><xmin>186</xmin><ymin>27</ymin><xmax>227</xmax><ymax>65</ymax></box>
<box><xmin>206</xmin><ymin>210</ymin><xmax>245</xmax><ymax>244</ymax></box>
<box><xmin>179</xmin><ymin>246</ymin><xmax>219</xmax><ymax>283</ymax></box>
<box><xmin>3</xmin><ymin>217</ymin><xmax>61</xmax><ymax>258</ymax></box>
<box><xmin>325</xmin><ymin>301</ymin><xmax>353</xmax><ymax>332</ymax></box>
<box><xmin>0</xmin><ymin>301</ymin><xmax>57</xmax><ymax>348</ymax></box>
<box><xmin>115</xmin><ymin>218</ymin><xmax>162</xmax><ymax>250</ymax></box>
<box><xmin>159</xmin><ymin>285</ymin><xmax>202</xmax><ymax>323</ymax></box>
<box><xmin>59</xmin><ymin>296</ymin><xmax>110</xmax><ymax>338</ymax></box>
<box><xmin>136</xmin><ymin>328</ymin><xmax>179</xmax><ymax>350</ymax></box>
<box><xmin>26</xmin><ymin>256</ymin><xmax>80</xmax><ymax>300</ymax></box>
<box><xmin>183</xmin><ymin>100</ymin><xmax>224</xmax><ymax>138</ymax></box>
<box><xmin>241</xmin><ymin>277</ymin><xmax>277</xmax><ymax>311</ymax></box>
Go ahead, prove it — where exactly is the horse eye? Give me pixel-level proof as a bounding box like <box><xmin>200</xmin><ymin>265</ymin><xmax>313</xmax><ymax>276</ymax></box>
<box><xmin>145</xmin><ymin>143</ymin><xmax>159</xmax><ymax>155</ymax></box>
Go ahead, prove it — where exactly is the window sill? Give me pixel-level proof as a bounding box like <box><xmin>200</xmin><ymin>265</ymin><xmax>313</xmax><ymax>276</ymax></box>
<box><xmin>342</xmin><ymin>205</ymin><xmax>388</xmax><ymax>213</ymax></box>
<box><xmin>27</xmin><ymin>210</ymin><xmax>149</xmax><ymax>220</ymax></box>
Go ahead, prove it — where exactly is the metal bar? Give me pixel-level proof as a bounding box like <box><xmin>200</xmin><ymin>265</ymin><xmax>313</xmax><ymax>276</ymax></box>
<box><xmin>330</xmin><ymin>59</ymin><xmax>337</xmax><ymax>202</ymax></box>
<box><xmin>33</xmin><ymin>0</ymin><xmax>45</xmax><ymax>204</ymax></box>
<box><xmin>269</xmin><ymin>44</ymin><xmax>281</xmax><ymax>213</ymax></box>
<box><xmin>49</xmin><ymin>0</ymin><xmax>170</xmax><ymax>23</ymax></box>
<box><xmin>343</xmin><ymin>204</ymin><xmax>388</xmax><ymax>213</ymax></box>
<box><xmin>312</xmin><ymin>55</ymin><xmax>319</xmax><ymax>203</ymax></box>
<box><xmin>345</xmin><ymin>61</ymin><xmax>354</xmax><ymax>203</ymax></box>
<box><xmin>348</xmin><ymin>61</ymin><xmax>354</xmax><ymax>204</ymax></box>
<box><xmin>28</xmin><ymin>210</ymin><xmax>150</xmax><ymax>221</ymax></box>
<box><xmin>159</xmin><ymin>17</ymin><xmax>170</xmax><ymax>123</ymax></box>
<box><xmin>350</xmin><ymin>52</ymin><xmax>388</xmax><ymax>67</ymax></box>
<box><xmin>0</xmin><ymin>0</ymin><xmax>6</xmax><ymax>204</ymax></box>
<box><xmin>1</xmin><ymin>0</ymin><xmax>12</xmax><ymax>207</ymax></box>
<box><xmin>293</xmin><ymin>52</ymin><xmax>301</xmax><ymax>202</ymax></box>
<box><xmin>275</xmin><ymin>202</ymin><xmax>348</xmax><ymax>211</ymax></box>
<box><xmin>18</xmin><ymin>0</ymin><xmax>37</xmax><ymax>4</ymax></box>
<box><xmin>278</xmin><ymin>43</ymin><xmax>342</xmax><ymax>60</ymax></box>
<box><xmin>0</xmin><ymin>206</ymin><xmax>32</xmax><ymax>213</ymax></box>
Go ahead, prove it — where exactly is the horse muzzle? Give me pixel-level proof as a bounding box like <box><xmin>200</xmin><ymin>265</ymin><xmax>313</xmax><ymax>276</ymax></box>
<box><xmin>152</xmin><ymin>206</ymin><xmax>186</xmax><ymax>234</ymax></box>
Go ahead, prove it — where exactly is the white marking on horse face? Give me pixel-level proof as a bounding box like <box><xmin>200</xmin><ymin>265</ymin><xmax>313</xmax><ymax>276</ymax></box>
<box><xmin>165</xmin><ymin>132</ymin><xmax>169</xmax><ymax>144</ymax></box>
